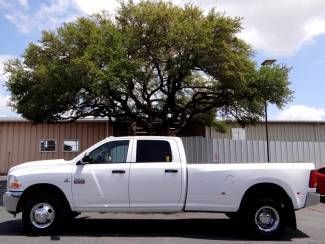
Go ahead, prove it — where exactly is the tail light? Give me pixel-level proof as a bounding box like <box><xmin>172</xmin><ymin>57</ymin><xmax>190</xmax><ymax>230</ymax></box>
<box><xmin>309</xmin><ymin>170</ymin><xmax>318</xmax><ymax>188</ymax></box>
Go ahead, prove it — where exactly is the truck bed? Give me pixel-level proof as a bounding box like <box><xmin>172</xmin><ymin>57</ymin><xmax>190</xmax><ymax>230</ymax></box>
<box><xmin>185</xmin><ymin>163</ymin><xmax>315</xmax><ymax>212</ymax></box>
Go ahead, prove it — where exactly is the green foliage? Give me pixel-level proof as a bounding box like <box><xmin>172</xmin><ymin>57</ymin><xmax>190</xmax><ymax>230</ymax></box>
<box><xmin>5</xmin><ymin>0</ymin><xmax>293</xmax><ymax>135</ymax></box>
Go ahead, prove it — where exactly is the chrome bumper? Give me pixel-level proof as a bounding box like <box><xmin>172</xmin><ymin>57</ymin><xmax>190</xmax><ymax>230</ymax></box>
<box><xmin>3</xmin><ymin>191</ymin><xmax>22</xmax><ymax>214</ymax></box>
<box><xmin>305</xmin><ymin>192</ymin><xmax>320</xmax><ymax>207</ymax></box>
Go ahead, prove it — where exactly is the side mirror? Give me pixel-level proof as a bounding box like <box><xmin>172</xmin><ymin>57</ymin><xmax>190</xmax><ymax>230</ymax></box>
<box><xmin>77</xmin><ymin>154</ymin><xmax>91</xmax><ymax>165</ymax></box>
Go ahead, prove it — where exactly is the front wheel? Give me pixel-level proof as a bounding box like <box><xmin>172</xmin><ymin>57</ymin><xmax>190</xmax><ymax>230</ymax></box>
<box><xmin>22</xmin><ymin>194</ymin><xmax>64</xmax><ymax>235</ymax></box>
<box><xmin>246</xmin><ymin>198</ymin><xmax>286</xmax><ymax>238</ymax></box>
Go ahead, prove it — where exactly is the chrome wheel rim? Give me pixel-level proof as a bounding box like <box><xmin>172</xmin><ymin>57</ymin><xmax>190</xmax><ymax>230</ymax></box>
<box><xmin>254</xmin><ymin>206</ymin><xmax>280</xmax><ymax>233</ymax></box>
<box><xmin>30</xmin><ymin>203</ymin><xmax>55</xmax><ymax>229</ymax></box>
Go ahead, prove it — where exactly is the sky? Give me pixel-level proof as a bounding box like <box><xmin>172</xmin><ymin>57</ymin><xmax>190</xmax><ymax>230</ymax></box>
<box><xmin>0</xmin><ymin>0</ymin><xmax>325</xmax><ymax>121</ymax></box>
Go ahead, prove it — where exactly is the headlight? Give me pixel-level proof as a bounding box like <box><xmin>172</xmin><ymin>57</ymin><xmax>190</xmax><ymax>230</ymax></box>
<box><xmin>7</xmin><ymin>175</ymin><xmax>22</xmax><ymax>191</ymax></box>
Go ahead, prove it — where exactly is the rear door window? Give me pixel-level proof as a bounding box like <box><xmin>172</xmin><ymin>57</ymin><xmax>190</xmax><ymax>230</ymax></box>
<box><xmin>136</xmin><ymin>140</ymin><xmax>172</xmax><ymax>163</ymax></box>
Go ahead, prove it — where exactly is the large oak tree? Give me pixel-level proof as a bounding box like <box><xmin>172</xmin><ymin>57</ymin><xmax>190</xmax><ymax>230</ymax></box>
<box><xmin>5</xmin><ymin>1</ymin><xmax>292</xmax><ymax>135</ymax></box>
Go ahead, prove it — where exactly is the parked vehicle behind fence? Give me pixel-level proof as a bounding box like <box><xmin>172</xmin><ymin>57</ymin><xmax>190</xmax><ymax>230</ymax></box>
<box><xmin>316</xmin><ymin>166</ymin><xmax>325</xmax><ymax>195</ymax></box>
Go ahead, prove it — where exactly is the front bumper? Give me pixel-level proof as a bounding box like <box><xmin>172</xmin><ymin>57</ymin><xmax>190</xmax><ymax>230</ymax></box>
<box><xmin>305</xmin><ymin>192</ymin><xmax>320</xmax><ymax>207</ymax></box>
<box><xmin>3</xmin><ymin>191</ymin><xmax>22</xmax><ymax>214</ymax></box>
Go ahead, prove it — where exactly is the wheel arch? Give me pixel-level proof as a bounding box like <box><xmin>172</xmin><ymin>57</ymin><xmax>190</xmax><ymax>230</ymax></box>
<box><xmin>17</xmin><ymin>183</ymin><xmax>72</xmax><ymax>214</ymax></box>
<box><xmin>239</xmin><ymin>182</ymin><xmax>296</xmax><ymax>229</ymax></box>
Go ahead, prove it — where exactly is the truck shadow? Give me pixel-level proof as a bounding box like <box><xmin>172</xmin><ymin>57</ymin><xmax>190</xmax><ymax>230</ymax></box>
<box><xmin>0</xmin><ymin>217</ymin><xmax>309</xmax><ymax>241</ymax></box>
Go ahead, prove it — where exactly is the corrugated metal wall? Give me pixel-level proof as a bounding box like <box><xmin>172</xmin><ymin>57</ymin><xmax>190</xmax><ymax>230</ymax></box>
<box><xmin>182</xmin><ymin>137</ymin><xmax>325</xmax><ymax>168</ymax></box>
<box><xmin>181</xmin><ymin>137</ymin><xmax>215</xmax><ymax>163</ymax></box>
<box><xmin>0</xmin><ymin>121</ymin><xmax>112</xmax><ymax>174</ymax></box>
<box><xmin>205</xmin><ymin>122</ymin><xmax>325</xmax><ymax>141</ymax></box>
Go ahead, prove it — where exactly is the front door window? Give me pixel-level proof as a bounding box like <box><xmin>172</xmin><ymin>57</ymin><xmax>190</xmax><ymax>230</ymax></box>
<box><xmin>88</xmin><ymin>140</ymin><xmax>129</xmax><ymax>164</ymax></box>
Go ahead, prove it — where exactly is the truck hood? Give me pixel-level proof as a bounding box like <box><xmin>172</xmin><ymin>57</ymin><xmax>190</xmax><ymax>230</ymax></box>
<box><xmin>8</xmin><ymin>159</ymin><xmax>72</xmax><ymax>174</ymax></box>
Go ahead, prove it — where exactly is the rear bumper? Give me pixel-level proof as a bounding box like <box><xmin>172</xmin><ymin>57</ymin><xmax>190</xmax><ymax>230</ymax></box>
<box><xmin>304</xmin><ymin>192</ymin><xmax>320</xmax><ymax>207</ymax></box>
<box><xmin>3</xmin><ymin>191</ymin><xmax>22</xmax><ymax>214</ymax></box>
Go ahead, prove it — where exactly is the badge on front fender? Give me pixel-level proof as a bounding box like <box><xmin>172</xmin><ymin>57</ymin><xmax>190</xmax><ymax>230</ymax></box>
<box><xmin>74</xmin><ymin>178</ymin><xmax>85</xmax><ymax>184</ymax></box>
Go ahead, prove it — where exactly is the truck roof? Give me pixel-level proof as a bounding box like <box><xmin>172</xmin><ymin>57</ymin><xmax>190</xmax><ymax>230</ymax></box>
<box><xmin>106</xmin><ymin>136</ymin><xmax>180</xmax><ymax>140</ymax></box>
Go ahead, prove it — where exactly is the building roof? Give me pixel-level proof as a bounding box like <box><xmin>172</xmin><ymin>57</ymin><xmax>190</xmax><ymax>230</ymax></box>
<box><xmin>1</xmin><ymin>116</ymin><xmax>325</xmax><ymax>124</ymax></box>
<box><xmin>0</xmin><ymin>117</ymin><xmax>110</xmax><ymax>122</ymax></box>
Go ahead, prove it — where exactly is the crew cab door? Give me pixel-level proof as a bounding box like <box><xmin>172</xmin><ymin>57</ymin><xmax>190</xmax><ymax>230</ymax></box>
<box><xmin>129</xmin><ymin>139</ymin><xmax>183</xmax><ymax>211</ymax></box>
<box><xmin>72</xmin><ymin>139</ymin><xmax>131</xmax><ymax>210</ymax></box>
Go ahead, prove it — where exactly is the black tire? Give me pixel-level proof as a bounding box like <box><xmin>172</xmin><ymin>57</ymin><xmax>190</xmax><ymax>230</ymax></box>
<box><xmin>69</xmin><ymin>211</ymin><xmax>81</xmax><ymax>219</ymax></box>
<box><xmin>246</xmin><ymin>198</ymin><xmax>286</xmax><ymax>238</ymax></box>
<box><xmin>225</xmin><ymin>212</ymin><xmax>239</xmax><ymax>219</ymax></box>
<box><xmin>22</xmin><ymin>194</ymin><xmax>65</xmax><ymax>235</ymax></box>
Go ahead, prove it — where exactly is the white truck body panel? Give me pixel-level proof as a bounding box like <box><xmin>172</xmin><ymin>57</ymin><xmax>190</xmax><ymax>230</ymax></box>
<box><xmin>186</xmin><ymin>163</ymin><xmax>315</xmax><ymax>212</ymax></box>
<box><xmin>129</xmin><ymin>162</ymin><xmax>183</xmax><ymax>211</ymax></box>
<box><xmin>7</xmin><ymin>159</ymin><xmax>75</xmax><ymax>209</ymax></box>
<box><xmin>72</xmin><ymin>162</ymin><xmax>130</xmax><ymax>211</ymax></box>
<box><xmin>128</xmin><ymin>138</ymin><xmax>186</xmax><ymax>211</ymax></box>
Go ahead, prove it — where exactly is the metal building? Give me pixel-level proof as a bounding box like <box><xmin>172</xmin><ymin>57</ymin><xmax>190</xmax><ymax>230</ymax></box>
<box><xmin>205</xmin><ymin>121</ymin><xmax>325</xmax><ymax>142</ymax></box>
<box><xmin>1</xmin><ymin>118</ymin><xmax>325</xmax><ymax>174</ymax></box>
<box><xmin>0</xmin><ymin>118</ymin><xmax>112</xmax><ymax>174</ymax></box>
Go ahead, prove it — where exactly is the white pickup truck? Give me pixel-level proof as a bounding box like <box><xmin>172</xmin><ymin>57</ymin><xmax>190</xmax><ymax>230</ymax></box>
<box><xmin>3</xmin><ymin>136</ymin><xmax>320</xmax><ymax>237</ymax></box>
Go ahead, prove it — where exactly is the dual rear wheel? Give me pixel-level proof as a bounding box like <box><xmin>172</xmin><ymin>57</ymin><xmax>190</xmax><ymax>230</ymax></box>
<box><xmin>227</xmin><ymin>198</ymin><xmax>288</xmax><ymax>238</ymax></box>
<box><xmin>248</xmin><ymin>199</ymin><xmax>285</xmax><ymax>237</ymax></box>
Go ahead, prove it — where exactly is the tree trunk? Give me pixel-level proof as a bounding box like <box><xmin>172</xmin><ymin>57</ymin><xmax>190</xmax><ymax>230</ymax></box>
<box><xmin>130</xmin><ymin>121</ymin><xmax>137</xmax><ymax>136</ymax></box>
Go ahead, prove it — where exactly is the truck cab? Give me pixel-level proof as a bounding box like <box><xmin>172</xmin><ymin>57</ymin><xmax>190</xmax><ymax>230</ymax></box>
<box><xmin>71</xmin><ymin>136</ymin><xmax>186</xmax><ymax>212</ymax></box>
